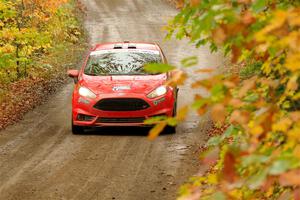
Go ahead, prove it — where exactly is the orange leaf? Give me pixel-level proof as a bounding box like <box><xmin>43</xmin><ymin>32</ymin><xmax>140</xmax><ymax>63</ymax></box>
<box><xmin>190</xmin><ymin>0</ymin><xmax>200</xmax><ymax>7</ymax></box>
<box><xmin>231</xmin><ymin>45</ymin><xmax>242</xmax><ymax>63</ymax></box>
<box><xmin>197</xmin><ymin>105</ymin><xmax>207</xmax><ymax>116</ymax></box>
<box><xmin>242</xmin><ymin>10</ymin><xmax>256</xmax><ymax>25</ymax></box>
<box><xmin>211</xmin><ymin>104</ymin><xmax>226</xmax><ymax>123</ymax></box>
<box><xmin>223</xmin><ymin>80</ymin><xmax>236</xmax><ymax>89</ymax></box>
<box><xmin>295</xmin><ymin>188</ymin><xmax>300</xmax><ymax>200</ymax></box>
<box><xmin>238</xmin><ymin>76</ymin><xmax>257</xmax><ymax>98</ymax></box>
<box><xmin>176</xmin><ymin>0</ymin><xmax>184</xmax><ymax>9</ymax></box>
<box><xmin>229</xmin><ymin>98</ymin><xmax>244</xmax><ymax>108</ymax></box>
<box><xmin>290</xmin><ymin>112</ymin><xmax>300</xmax><ymax>122</ymax></box>
<box><xmin>230</xmin><ymin>110</ymin><xmax>249</xmax><ymax>125</ymax></box>
<box><xmin>279</xmin><ymin>170</ymin><xmax>300</xmax><ymax>186</ymax></box>
<box><xmin>195</xmin><ymin>68</ymin><xmax>214</xmax><ymax>73</ymax></box>
<box><xmin>167</xmin><ymin>70</ymin><xmax>187</xmax><ymax>86</ymax></box>
<box><xmin>222</xmin><ymin>151</ymin><xmax>237</xmax><ymax>183</ymax></box>
<box><xmin>212</xmin><ymin>27</ymin><xmax>227</xmax><ymax>45</ymax></box>
<box><xmin>148</xmin><ymin>122</ymin><xmax>167</xmax><ymax>140</ymax></box>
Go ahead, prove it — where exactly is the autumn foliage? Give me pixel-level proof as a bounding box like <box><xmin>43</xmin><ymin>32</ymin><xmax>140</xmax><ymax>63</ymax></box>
<box><xmin>148</xmin><ymin>0</ymin><xmax>300</xmax><ymax>199</ymax></box>
<box><xmin>0</xmin><ymin>0</ymin><xmax>84</xmax><ymax>129</ymax></box>
<box><xmin>0</xmin><ymin>0</ymin><xmax>81</xmax><ymax>84</ymax></box>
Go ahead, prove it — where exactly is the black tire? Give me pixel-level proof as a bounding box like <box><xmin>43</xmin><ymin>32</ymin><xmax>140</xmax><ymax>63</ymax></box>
<box><xmin>164</xmin><ymin>125</ymin><xmax>176</xmax><ymax>134</ymax></box>
<box><xmin>72</xmin><ymin>121</ymin><xmax>84</xmax><ymax>135</ymax></box>
<box><xmin>173</xmin><ymin>88</ymin><xmax>178</xmax><ymax>117</ymax></box>
<box><xmin>165</xmin><ymin>89</ymin><xmax>178</xmax><ymax>134</ymax></box>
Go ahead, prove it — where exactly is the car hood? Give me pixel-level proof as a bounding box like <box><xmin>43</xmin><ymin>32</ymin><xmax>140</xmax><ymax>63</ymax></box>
<box><xmin>79</xmin><ymin>74</ymin><xmax>167</xmax><ymax>95</ymax></box>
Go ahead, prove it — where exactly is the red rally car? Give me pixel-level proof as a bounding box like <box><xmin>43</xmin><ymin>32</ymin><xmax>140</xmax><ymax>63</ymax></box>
<box><xmin>68</xmin><ymin>41</ymin><xmax>178</xmax><ymax>134</ymax></box>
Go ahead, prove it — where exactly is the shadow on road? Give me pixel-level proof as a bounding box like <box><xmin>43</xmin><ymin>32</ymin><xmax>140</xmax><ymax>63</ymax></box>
<box><xmin>81</xmin><ymin>126</ymin><xmax>174</xmax><ymax>137</ymax></box>
<box><xmin>82</xmin><ymin>126</ymin><xmax>152</xmax><ymax>136</ymax></box>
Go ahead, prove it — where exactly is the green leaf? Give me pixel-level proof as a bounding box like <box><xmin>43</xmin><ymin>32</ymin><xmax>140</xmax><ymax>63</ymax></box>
<box><xmin>269</xmin><ymin>157</ymin><xmax>300</xmax><ymax>175</ymax></box>
<box><xmin>144</xmin><ymin>116</ymin><xmax>167</xmax><ymax>125</ymax></box>
<box><xmin>192</xmin><ymin>98</ymin><xmax>207</xmax><ymax>109</ymax></box>
<box><xmin>211</xmin><ymin>84</ymin><xmax>226</xmax><ymax>102</ymax></box>
<box><xmin>144</xmin><ymin>63</ymin><xmax>175</xmax><ymax>73</ymax></box>
<box><xmin>243</xmin><ymin>93</ymin><xmax>259</xmax><ymax>103</ymax></box>
<box><xmin>166</xmin><ymin>117</ymin><xmax>178</xmax><ymax>126</ymax></box>
<box><xmin>195</xmin><ymin>39</ymin><xmax>207</xmax><ymax>48</ymax></box>
<box><xmin>211</xmin><ymin>191</ymin><xmax>226</xmax><ymax>200</ymax></box>
<box><xmin>251</xmin><ymin>0</ymin><xmax>268</xmax><ymax>13</ymax></box>
<box><xmin>241</xmin><ymin>155</ymin><xmax>269</xmax><ymax>167</ymax></box>
<box><xmin>181</xmin><ymin>56</ymin><xmax>198</xmax><ymax>67</ymax></box>
<box><xmin>207</xmin><ymin>135</ymin><xmax>222</xmax><ymax>147</ymax></box>
<box><xmin>247</xmin><ymin>168</ymin><xmax>268</xmax><ymax>189</ymax></box>
<box><xmin>269</xmin><ymin>159</ymin><xmax>290</xmax><ymax>175</ymax></box>
<box><xmin>209</xmin><ymin>42</ymin><xmax>218</xmax><ymax>53</ymax></box>
<box><xmin>224</xmin><ymin>125</ymin><xmax>239</xmax><ymax>137</ymax></box>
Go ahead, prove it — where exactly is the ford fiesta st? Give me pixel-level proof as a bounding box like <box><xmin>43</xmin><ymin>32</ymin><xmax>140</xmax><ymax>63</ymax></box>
<box><xmin>68</xmin><ymin>41</ymin><xmax>178</xmax><ymax>134</ymax></box>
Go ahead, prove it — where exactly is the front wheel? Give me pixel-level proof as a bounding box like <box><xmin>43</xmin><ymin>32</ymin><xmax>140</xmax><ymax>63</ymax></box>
<box><xmin>164</xmin><ymin>125</ymin><xmax>176</xmax><ymax>134</ymax></box>
<box><xmin>173</xmin><ymin>88</ymin><xmax>178</xmax><ymax>117</ymax></box>
<box><xmin>165</xmin><ymin>92</ymin><xmax>178</xmax><ymax>134</ymax></box>
<box><xmin>72</xmin><ymin>121</ymin><xmax>84</xmax><ymax>135</ymax></box>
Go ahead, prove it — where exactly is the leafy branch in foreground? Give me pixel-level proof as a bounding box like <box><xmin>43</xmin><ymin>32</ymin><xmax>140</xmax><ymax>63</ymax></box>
<box><xmin>149</xmin><ymin>0</ymin><xmax>300</xmax><ymax>199</ymax></box>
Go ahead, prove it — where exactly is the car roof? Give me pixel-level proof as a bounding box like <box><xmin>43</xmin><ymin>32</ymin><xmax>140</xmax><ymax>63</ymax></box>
<box><xmin>91</xmin><ymin>41</ymin><xmax>160</xmax><ymax>52</ymax></box>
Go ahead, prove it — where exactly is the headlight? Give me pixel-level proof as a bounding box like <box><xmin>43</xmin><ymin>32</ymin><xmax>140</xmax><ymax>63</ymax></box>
<box><xmin>78</xmin><ymin>86</ymin><xmax>96</xmax><ymax>99</ymax></box>
<box><xmin>147</xmin><ymin>86</ymin><xmax>167</xmax><ymax>98</ymax></box>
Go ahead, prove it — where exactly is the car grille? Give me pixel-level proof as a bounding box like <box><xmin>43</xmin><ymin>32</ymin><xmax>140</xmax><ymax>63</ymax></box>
<box><xmin>94</xmin><ymin>98</ymin><xmax>150</xmax><ymax>111</ymax></box>
<box><xmin>96</xmin><ymin>117</ymin><xmax>145</xmax><ymax>123</ymax></box>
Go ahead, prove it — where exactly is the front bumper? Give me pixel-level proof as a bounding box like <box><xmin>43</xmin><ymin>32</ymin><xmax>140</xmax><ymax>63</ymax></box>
<box><xmin>72</xmin><ymin>91</ymin><xmax>175</xmax><ymax>127</ymax></box>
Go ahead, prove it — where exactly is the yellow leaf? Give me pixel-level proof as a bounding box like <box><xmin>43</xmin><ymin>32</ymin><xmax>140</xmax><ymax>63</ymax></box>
<box><xmin>148</xmin><ymin>122</ymin><xmax>167</xmax><ymax>140</ymax></box>
<box><xmin>229</xmin><ymin>189</ymin><xmax>242</xmax><ymax>199</ymax></box>
<box><xmin>287</xmin><ymin>75</ymin><xmax>298</xmax><ymax>91</ymax></box>
<box><xmin>287</xmin><ymin>127</ymin><xmax>300</xmax><ymax>140</ymax></box>
<box><xmin>272</xmin><ymin>117</ymin><xmax>293</xmax><ymax>132</ymax></box>
<box><xmin>285</xmin><ymin>53</ymin><xmax>300</xmax><ymax>71</ymax></box>
<box><xmin>207</xmin><ymin>174</ymin><xmax>218</xmax><ymax>184</ymax></box>
<box><xmin>288</xmin><ymin>10</ymin><xmax>300</xmax><ymax>26</ymax></box>
<box><xmin>293</xmin><ymin>146</ymin><xmax>300</xmax><ymax>159</ymax></box>
<box><xmin>262</xmin><ymin>61</ymin><xmax>272</xmax><ymax>75</ymax></box>
<box><xmin>266</xmin><ymin>186</ymin><xmax>274</xmax><ymax>197</ymax></box>
<box><xmin>256</xmin><ymin>10</ymin><xmax>287</xmax><ymax>42</ymax></box>
<box><xmin>250</xmin><ymin>125</ymin><xmax>264</xmax><ymax>136</ymax></box>
<box><xmin>292</xmin><ymin>92</ymin><xmax>300</xmax><ymax>100</ymax></box>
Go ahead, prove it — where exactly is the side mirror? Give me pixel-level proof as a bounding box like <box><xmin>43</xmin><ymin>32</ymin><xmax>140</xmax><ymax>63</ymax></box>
<box><xmin>67</xmin><ymin>69</ymin><xmax>79</xmax><ymax>83</ymax></box>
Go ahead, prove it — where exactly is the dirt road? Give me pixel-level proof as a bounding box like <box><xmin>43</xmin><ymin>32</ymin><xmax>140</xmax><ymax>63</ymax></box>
<box><xmin>0</xmin><ymin>1</ymin><xmax>224</xmax><ymax>200</ymax></box>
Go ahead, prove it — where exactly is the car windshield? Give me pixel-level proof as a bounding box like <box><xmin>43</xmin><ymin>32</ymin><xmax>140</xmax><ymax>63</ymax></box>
<box><xmin>84</xmin><ymin>49</ymin><xmax>162</xmax><ymax>75</ymax></box>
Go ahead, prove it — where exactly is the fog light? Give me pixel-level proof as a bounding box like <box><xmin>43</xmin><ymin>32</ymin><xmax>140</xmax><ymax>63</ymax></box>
<box><xmin>77</xmin><ymin>114</ymin><xmax>95</xmax><ymax>121</ymax></box>
<box><xmin>153</xmin><ymin>97</ymin><xmax>165</xmax><ymax>105</ymax></box>
<box><xmin>78</xmin><ymin>97</ymin><xmax>90</xmax><ymax>104</ymax></box>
